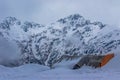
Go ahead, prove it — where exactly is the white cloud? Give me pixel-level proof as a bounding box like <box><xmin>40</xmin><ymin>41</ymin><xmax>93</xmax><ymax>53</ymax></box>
<box><xmin>0</xmin><ymin>37</ymin><xmax>20</xmax><ymax>64</ymax></box>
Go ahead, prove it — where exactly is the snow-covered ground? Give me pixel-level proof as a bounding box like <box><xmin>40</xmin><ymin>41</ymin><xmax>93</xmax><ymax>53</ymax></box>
<box><xmin>0</xmin><ymin>53</ymin><xmax>120</xmax><ymax>80</ymax></box>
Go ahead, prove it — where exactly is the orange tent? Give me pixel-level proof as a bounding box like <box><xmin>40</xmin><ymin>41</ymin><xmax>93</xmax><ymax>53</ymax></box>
<box><xmin>100</xmin><ymin>53</ymin><xmax>114</xmax><ymax>67</ymax></box>
<box><xmin>73</xmin><ymin>53</ymin><xmax>115</xmax><ymax>69</ymax></box>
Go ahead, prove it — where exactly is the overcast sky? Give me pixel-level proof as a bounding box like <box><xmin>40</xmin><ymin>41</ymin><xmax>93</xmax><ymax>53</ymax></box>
<box><xmin>0</xmin><ymin>0</ymin><xmax>120</xmax><ymax>26</ymax></box>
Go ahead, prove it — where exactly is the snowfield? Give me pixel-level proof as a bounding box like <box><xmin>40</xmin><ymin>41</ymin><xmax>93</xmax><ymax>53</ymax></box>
<box><xmin>0</xmin><ymin>53</ymin><xmax>120</xmax><ymax>80</ymax></box>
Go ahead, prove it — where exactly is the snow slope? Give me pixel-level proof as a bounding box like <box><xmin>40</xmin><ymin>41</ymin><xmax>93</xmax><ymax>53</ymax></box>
<box><xmin>0</xmin><ymin>52</ymin><xmax>120</xmax><ymax>80</ymax></box>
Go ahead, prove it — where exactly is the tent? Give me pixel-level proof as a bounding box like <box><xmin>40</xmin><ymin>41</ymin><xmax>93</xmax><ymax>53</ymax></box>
<box><xmin>73</xmin><ymin>53</ymin><xmax>114</xmax><ymax>69</ymax></box>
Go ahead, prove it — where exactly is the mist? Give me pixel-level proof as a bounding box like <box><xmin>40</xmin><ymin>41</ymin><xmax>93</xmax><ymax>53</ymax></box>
<box><xmin>0</xmin><ymin>37</ymin><xmax>20</xmax><ymax>66</ymax></box>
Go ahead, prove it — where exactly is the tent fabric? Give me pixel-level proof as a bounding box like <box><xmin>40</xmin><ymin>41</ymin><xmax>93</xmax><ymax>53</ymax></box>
<box><xmin>73</xmin><ymin>53</ymin><xmax>114</xmax><ymax>69</ymax></box>
<box><xmin>100</xmin><ymin>53</ymin><xmax>114</xmax><ymax>67</ymax></box>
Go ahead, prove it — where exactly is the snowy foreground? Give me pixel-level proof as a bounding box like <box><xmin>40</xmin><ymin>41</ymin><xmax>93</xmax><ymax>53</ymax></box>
<box><xmin>0</xmin><ymin>54</ymin><xmax>120</xmax><ymax>80</ymax></box>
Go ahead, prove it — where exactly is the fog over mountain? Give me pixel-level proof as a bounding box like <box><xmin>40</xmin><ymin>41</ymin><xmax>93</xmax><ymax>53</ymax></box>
<box><xmin>0</xmin><ymin>36</ymin><xmax>20</xmax><ymax>66</ymax></box>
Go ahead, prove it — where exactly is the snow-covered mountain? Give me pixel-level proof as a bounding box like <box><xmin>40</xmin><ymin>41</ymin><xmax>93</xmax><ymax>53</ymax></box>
<box><xmin>0</xmin><ymin>17</ymin><xmax>45</xmax><ymax>41</ymax></box>
<box><xmin>0</xmin><ymin>14</ymin><xmax>120</xmax><ymax>67</ymax></box>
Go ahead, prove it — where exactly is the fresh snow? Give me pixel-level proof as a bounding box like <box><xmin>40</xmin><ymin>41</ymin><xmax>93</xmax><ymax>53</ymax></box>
<box><xmin>0</xmin><ymin>53</ymin><xmax>120</xmax><ymax>80</ymax></box>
